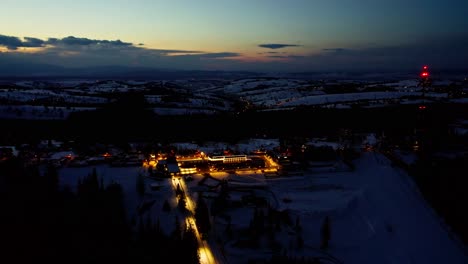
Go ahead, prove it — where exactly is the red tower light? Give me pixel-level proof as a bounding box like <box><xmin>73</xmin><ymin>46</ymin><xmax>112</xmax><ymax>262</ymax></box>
<box><xmin>420</xmin><ymin>65</ymin><xmax>429</xmax><ymax>78</ymax></box>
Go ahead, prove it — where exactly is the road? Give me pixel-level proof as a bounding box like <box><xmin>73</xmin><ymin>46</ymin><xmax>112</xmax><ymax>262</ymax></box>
<box><xmin>169</xmin><ymin>153</ymin><xmax>280</xmax><ymax>264</ymax></box>
<box><xmin>172</xmin><ymin>177</ymin><xmax>223</xmax><ymax>264</ymax></box>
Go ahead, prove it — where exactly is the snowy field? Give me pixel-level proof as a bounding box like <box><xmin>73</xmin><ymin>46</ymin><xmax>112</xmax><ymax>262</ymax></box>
<box><xmin>56</xmin><ymin>138</ymin><xmax>468</xmax><ymax>264</ymax></box>
<box><xmin>1</xmin><ymin>77</ymin><xmax>466</xmax><ymax>119</ymax></box>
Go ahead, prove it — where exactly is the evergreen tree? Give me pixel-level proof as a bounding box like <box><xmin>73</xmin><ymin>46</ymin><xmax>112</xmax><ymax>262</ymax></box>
<box><xmin>162</xmin><ymin>199</ymin><xmax>171</xmax><ymax>212</ymax></box>
<box><xmin>178</xmin><ymin>197</ymin><xmax>187</xmax><ymax>211</ymax></box>
<box><xmin>176</xmin><ymin>182</ymin><xmax>184</xmax><ymax>197</ymax></box>
<box><xmin>195</xmin><ymin>194</ymin><xmax>211</xmax><ymax>235</ymax></box>
<box><xmin>182</xmin><ymin>224</ymin><xmax>201</xmax><ymax>264</ymax></box>
<box><xmin>296</xmin><ymin>234</ymin><xmax>304</xmax><ymax>250</ymax></box>
<box><xmin>137</xmin><ymin>217</ymin><xmax>146</xmax><ymax>243</ymax></box>
<box><xmin>320</xmin><ymin>215</ymin><xmax>331</xmax><ymax>250</ymax></box>
<box><xmin>211</xmin><ymin>179</ymin><xmax>229</xmax><ymax>216</ymax></box>
<box><xmin>172</xmin><ymin>216</ymin><xmax>182</xmax><ymax>241</ymax></box>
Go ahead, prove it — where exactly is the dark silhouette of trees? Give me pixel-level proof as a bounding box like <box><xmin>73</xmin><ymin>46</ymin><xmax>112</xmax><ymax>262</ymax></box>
<box><xmin>0</xmin><ymin>159</ymin><xmax>202</xmax><ymax>264</ymax></box>
<box><xmin>320</xmin><ymin>216</ymin><xmax>331</xmax><ymax>250</ymax></box>
<box><xmin>172</xmin><ymin>215</ymin><xmax>183</xmax><ymax>241</ymax></box>
<box><xmin>411</xmin><ymin>154</ymin><xmax>468</xmax><ymax>245</ymax></box>
<box><xmin>176</xmin><ymin>182</ymin><xmax>184</xmax><ymax>196</ymax></box>
<box><xmin>162</xmin><ymin>199</ymin><xmax>171</xmax><ymax>212</ymax></box>
<box><xmin>178</xmin><ymin>196</ymin><xmax>187</xmax><ymax>211</ymax></box>
<box><xmin>180</xmin><ymin>224</ymin><xmax>201</xmax><ymax>264</ymax></box>
<box><xmin>195</xmin><ymin>193</ymin><xmax>211</xmax><ymax>236</ymax></box>
<box><xmin>211</xmin><ymin>179</ymin><xmax>229</xmax><ymax>216</ymax></box>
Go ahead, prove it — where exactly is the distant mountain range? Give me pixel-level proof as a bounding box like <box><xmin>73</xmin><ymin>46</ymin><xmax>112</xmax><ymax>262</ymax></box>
<box><xmin>0</xmin><ymin>63</ymin><xmax>260</xmax><ymax>80</ymax></box>
<box><xmin>0</xmin><ymin>62</ymin><xmax>466</xmax><ymax>81</ymax></box>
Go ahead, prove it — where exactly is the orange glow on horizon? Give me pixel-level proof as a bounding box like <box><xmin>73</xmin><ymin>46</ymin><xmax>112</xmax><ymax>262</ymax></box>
<box><xmin>0</xmin><ymin>46</ymin><xmax>45</xmax><ymax>53</ymax></box>
<box><xmin>165</xmin><ymin>52</ymin><xmax>203</xmax><ymax>56</ymax></box>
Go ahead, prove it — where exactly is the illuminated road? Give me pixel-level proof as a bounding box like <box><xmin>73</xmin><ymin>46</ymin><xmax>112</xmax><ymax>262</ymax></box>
<box><xmin>172</xmin><ymin>177</ymin><xmax>221</xmax><ymax>264</ymax></box>
<box><xmin>166</xmin><ymin>154</ymin><xmax>279</xmax><ymax>264</ymax></box>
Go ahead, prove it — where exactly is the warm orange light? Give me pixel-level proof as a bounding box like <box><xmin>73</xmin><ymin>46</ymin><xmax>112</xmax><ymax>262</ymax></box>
<box><xmin>0</xmin><ymin>46</ymin><xmax>45</xmax><ymax>53</ymax></box>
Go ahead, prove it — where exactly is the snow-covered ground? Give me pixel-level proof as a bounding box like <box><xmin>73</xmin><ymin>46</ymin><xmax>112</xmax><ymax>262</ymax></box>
<box><xmin>209</xmin><ymin>150</ymin><xmax>468</xmax><ymax>264</ymax></box>
<box><xmin>57</xmin><ymin>164</ymin><xmax>179</xmax><ymax>238</ymax></box>
<box><xmin>311</xmin><ymin>152</ymin><xmax>467</xmax><ymax>264</ymax></box>
<box><xmin>1</xmin><ymin>77</ymin><xmax>466</xmax><ymax>119</ymax></box>
<box><xmin>55</xmin><ymin>138</ymin><xmax>468</xmax><ymax>264</ymax></box>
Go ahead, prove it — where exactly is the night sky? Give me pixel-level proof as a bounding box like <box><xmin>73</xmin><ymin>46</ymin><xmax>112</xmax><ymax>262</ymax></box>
<box><xmin>1</xmin><ymin>0</ymin><xmax>468</xmax><ymax>73</ymax></box>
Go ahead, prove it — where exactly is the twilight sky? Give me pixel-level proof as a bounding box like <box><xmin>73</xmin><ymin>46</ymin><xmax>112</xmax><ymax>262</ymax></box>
<box><xmin>1</xmin><ymin>0</ymin><xmax>468</xmax><ymax>73</ymax></box>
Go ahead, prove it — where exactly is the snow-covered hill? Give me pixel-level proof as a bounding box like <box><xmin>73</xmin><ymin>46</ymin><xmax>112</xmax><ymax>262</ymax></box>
<box><xmin>0</xmin><ymin>76</ymin><xmax>467</xmax><ymax>119</ymax></box>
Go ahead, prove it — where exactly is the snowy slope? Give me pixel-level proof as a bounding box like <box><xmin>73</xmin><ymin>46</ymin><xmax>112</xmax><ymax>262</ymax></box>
<box><xmin>54</xmin><ymin>137</ymin><xmax>468</xmax><ymax>264</ymax></box>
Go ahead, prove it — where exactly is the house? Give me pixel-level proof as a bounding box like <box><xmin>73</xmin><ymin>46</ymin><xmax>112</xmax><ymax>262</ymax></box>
<box><xmin>155</xmin><ymin>159</ymin><xmax>181</xmax><ymax>176</ymax></box>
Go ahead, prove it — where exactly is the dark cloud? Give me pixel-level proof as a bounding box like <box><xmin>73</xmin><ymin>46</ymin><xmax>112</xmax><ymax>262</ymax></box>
<box><xmin>267</xmin><ymin>55</ymin><xmax>305</xmax><ymax>59</ymax></box>
<box><xmin>322</xmin><ymin>48</ymin><xmax>348</xmax><ymax>53</ymax></box>
<box><xmin>51</xmin><ymin>36</ymin><xmax>132</xmax><ymax>46</ymax></box>
<box><xmin>0</xmin><ymin>35</ymin><xmax>132</xmax><ymax>50</ymax></box>
<box><xmin>0</xmin><ymin>34</ymin><xmax>23</xmax><ymax>50</ymax></box>
<box><xmin>2</xmin><ymin>33</ymin><xmax>467</xmax><ymax>73</ymax></box>
<box><xmin>23</xmin><ymin>37</ymin><xmax>46</xmax><ymax>47</ymax></box>
<box><xmin>0</xmin><ymin>34</ymin><xmax>244</xmax><ymax>72</ymax></box>
<box><xmin>46</xmin><ymin>38</ymin><xmax>59</xmax><ymax>45</ymax></box>
<box><xmin>101</xmin><ymin>39</ymin><xmax>132</xmax><ymax>46</ymax></box>
<box><xmin>196</xmin><ymin>52</ymin><xmax>240</xmax><ymax>58</ymax></box>
<box><xmin>150</xmin><ymin>49</ymin><xmax>203</xmax><ymax>55</ymax></box>
<box><xmin>258</xmin><ymin>44</ymin><xmax>302</xmax><ymax>49</ymax></box>
<box><xmin>60</xmin><ymin>36</ymin><xmax>96</xmax><ymax>46</ymax></box>
<box><xmin>245</xmin><ymin>34</ymin><xmax>468</xmax><ymax>72</ymax></box>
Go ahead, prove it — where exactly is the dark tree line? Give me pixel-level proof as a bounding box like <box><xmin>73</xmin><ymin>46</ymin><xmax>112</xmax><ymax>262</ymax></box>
<box><xmin>411</xmin><ymin>155</ymin><xmax>468</xmax><ymax>245</ymax></box>
<box><xmin>195</xmin><ymin>193</ymin><xmax>211</xmax><ymax>236</ymax></box>
<box><xmin>133</xmin><ymin>214</ymin><xmax>199</xmax><ymax>264</ymax></box>
<box><xmin>5</xmin><ymin>100</ymin><xmax>466</xmax><ymax>145</ymax></box>
<box><xmin>0</xmin><ymin>157</ymin><xmax>199</xmax><ymax>264</ymax></box>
